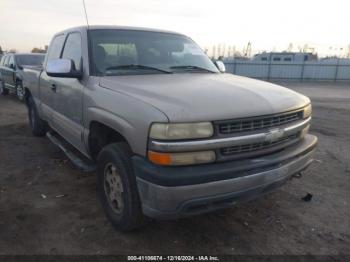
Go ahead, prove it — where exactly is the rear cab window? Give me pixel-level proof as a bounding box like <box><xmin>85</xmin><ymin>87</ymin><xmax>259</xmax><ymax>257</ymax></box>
<box><xmin>16</xmin><ymin>55</ymin><xmax>45</xmax><ymax>66</ymax></box>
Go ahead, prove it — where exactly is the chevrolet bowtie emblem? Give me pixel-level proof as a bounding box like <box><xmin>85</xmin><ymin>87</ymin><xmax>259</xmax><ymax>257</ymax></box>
<box><xmin>265</xmin><ymin>128</ymin><xmax>284</xmax><ymax>143</ymax></box>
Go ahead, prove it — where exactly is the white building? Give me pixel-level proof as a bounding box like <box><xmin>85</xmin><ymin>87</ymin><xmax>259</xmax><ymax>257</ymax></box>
<box><xmin>253</xmin><ymin>52</ymin><xmax>317</xmax><ymax>62</ymax></box>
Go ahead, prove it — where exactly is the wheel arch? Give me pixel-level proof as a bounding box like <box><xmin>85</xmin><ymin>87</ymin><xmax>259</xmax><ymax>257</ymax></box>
<box><xmin>24</xmin><ymin>86</ymin><xmax>32</xmax><ymax>105</ymax></box>
<box><xmin>87</xmin><ymin>120</ymin><xmax>132</xmax><ymax>160</ymax></box>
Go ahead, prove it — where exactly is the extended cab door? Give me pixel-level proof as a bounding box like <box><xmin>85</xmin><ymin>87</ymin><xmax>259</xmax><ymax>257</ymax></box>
<box><xmin>40</xmin><ymin>34</ymin><xmax>66</xmax><ymax>124</ymax></box>
<box><xmin>50</xmin><ymin>32</ymin><xmax>85</xmax><ymax>153</ymax></box>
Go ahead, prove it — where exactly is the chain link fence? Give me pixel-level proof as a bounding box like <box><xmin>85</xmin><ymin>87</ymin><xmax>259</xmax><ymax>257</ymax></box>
<box><xmin>224</xmin><ymin>60</ymin><xmax>350</xmax><ymax>81</ymax></box>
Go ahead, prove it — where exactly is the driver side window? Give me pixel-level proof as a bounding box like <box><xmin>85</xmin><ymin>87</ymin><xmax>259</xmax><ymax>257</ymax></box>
<box><xmin>47</xmin><ymin>35</ymin><xmax>65</xmax><ymax>61</ymax></box>
<box><xmin>62</xmin><ymin>33</ymin><xmax>82</xmax><ymax>70</ymax></box>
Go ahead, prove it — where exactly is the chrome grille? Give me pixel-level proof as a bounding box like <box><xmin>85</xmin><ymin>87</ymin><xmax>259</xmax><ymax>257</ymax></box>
<box><xmin>220</xmin><ymin>134</ymin><xmax>298</xmax><ymax>156</ymax></box>
<box><xmin>218</xmin><ymin>111</ymin><xmax>303</xmax><ymax>134</ymax></box>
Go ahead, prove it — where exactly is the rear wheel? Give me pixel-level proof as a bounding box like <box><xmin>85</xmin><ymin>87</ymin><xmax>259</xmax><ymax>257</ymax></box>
<box><xmin>0</xmin><ymin>80</ymin><xmax>9</xmax><ymax>95</ymax></box>
<box><xmin>97</xmin><ymin>142</ymin><xmax>147</xmax><ymax>231</ymax></box>
<box><xmin>27</xmin><ymin>95</ymin><xmax>47</xmax><ymax>137</ymax></box>
<box><xmin>16</xmin><ymin>81</ymin><xmax>25</xmax><ymax>101</ymax></box>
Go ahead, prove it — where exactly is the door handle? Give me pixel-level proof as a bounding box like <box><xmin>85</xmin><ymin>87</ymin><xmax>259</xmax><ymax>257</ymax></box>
<box><xmin>50</xmin><ymin>83</ymin><xmax>57</xmax><ymax>92</ymax></box>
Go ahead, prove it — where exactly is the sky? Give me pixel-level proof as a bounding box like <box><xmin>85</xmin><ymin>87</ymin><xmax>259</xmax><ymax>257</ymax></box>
<box><xmin>0</xmin><ymin>0</ymin><xmax>349</xmax><ymax>57</ymax></box>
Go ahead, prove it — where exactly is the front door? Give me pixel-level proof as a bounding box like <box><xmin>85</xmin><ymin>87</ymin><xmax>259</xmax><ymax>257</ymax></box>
<box><xmin>50</xmin><ymin>32</ymin><xmax>85</xmax><ymax>153</ymax></box>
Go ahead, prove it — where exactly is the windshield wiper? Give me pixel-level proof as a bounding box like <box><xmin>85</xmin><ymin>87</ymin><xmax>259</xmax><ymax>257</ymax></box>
<box><xmin>105</xmin><ymin>64</ymin><xmax>172</xmax><ymax>74</ymax></box>
<box><xmin>170</xmin><ymin>65</ymin><xmax>216</xmax><ymax>73</ymax></box>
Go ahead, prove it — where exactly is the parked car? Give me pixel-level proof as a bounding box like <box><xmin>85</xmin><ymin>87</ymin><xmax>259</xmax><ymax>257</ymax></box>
<box><xmin>23</xmin><ymin>26</ymin><xmax>317</xmax><ymax>231</ymax></box>
<box><xmin>0</xmin><ymin>53</ymin><xmax>45</xmax><ymax>100</ymax></box>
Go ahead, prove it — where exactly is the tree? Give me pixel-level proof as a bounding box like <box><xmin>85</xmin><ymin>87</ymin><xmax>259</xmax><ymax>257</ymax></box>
<box><xmin>31</xmin><ymin>47</ymin><xmax>46</xmax><ymax>53</ymax></box>
<box><xmin>0</xmin><ymin>46</ymin><xmax>3</xmax><ymax>55</ymax></box>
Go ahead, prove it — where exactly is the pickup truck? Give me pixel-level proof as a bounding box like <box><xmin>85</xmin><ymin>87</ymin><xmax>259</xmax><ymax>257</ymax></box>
<box><xmin>0</xmin><ymin>53</ymin><xmax>45</xmax><ymax>100</ymax></box>
<box><xmin>23</xmin><ymin>25</ymin><xmax>317</xmax><ymax>231</ymax></box>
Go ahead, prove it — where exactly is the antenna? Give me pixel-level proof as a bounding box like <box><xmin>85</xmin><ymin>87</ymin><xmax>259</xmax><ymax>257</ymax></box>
<box><xmin>82</xmin><ymin>0</ymin><xmax>90</xmax><ymax>28</ymax></box>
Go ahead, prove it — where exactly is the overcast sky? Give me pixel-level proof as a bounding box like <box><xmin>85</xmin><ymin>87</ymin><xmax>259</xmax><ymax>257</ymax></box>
<box><xmin>0</xmin><ymin>0</ymin><xmax>349</xmax><ymax>56</ymax></box>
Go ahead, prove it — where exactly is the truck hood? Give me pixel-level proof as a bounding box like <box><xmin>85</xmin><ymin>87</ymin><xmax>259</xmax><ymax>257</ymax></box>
<box><xmin>99</xmin><ymin>73</ymin><xmax>310</xmax><ymax>122</ymax></box>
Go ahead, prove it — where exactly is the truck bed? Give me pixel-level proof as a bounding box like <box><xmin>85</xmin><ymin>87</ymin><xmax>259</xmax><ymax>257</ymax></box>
<box><xmin>22</xmin><ymin>65</ymin><xmax>43</xmax><ymax>99</ymax></box>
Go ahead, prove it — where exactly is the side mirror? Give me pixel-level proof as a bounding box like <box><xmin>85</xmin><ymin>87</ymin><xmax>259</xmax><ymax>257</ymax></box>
<box><xmin>215</xmin><ymin>60</ymin><xmax>226</xmax><ymax>73</ymax></box>
<box><xmin>9</xmin><ymin>63</ymin><xmax>15</xmax><ymax>69</ymax></box>
<box><xmin>46</xmin><ymin>59</ymin><xmax>82</xmax><ymax>78</ymax></box>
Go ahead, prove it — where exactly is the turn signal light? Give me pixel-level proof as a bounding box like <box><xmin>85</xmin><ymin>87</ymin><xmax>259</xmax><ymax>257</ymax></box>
<box><xmin>148</xmin><ymin>151</ymin><xmax>172</xmax><ymax>165</ymax></box>
<box><xmin>148</xmin><ymin>150</ymin><xmax>216</xmax><ymax>166</ymax></box>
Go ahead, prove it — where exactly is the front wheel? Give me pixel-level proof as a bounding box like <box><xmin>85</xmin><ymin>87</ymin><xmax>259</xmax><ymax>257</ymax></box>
<box><xmin>97</xmin><ymin>142</ymin><xmax>147</xmax><ymax>231</ymax></box>
<box><xmin>0</xmin><ymin>80</ymin><xmax>9</xmax><ymax>95</ymax></box>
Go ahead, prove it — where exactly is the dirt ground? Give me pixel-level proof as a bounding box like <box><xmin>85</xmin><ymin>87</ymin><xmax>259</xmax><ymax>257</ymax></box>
<box><xmin>0</xmin><ymin>82</ymin><xmax>349</xmax><ymax>255</ymax></box>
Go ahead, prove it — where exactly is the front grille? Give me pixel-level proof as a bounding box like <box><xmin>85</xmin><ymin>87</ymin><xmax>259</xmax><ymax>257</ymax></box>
<box><xmin>218</xmin><ymin>110</ymin><xmax>303</xmax><ymax>134</ymax></box>
<box><xmin>221</xmin><ymin>134</ymin><xmax>298</xmax><ymax>156</ymax></box>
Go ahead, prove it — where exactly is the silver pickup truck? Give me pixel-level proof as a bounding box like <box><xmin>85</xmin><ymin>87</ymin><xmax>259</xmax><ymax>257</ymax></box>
<box><xmin>23</xmin><ymin>25</ymin><xmax>317</xmax><ymax>231</ymax></box>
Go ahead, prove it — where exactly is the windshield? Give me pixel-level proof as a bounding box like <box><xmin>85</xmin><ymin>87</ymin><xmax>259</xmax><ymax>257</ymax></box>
<box><xmin>16</xmin><ymin>55</ymin><xmax>44</xmax><ymax>66</ymax></box>
<box><xmin>89</xmin><ymin>29</ymin><xmax>219</xmax><ymax>75</ymax></box>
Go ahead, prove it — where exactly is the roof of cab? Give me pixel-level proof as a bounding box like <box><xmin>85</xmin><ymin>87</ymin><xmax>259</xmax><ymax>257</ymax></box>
<box><xmin>55</xmin><ymin>25</ymin><xmax>185</xmax><ymax>36</ymax></box>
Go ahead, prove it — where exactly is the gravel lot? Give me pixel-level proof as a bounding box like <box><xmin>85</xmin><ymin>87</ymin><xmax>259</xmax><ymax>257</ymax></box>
<box><xmin>0</xmin><ymin>82</ymin><xmax>349</xmax><ymax>255</ymax></box>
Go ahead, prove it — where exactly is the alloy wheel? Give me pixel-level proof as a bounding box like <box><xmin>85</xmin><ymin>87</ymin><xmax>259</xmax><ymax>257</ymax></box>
<box><xmin>104</xmin><ymin>163</ymin><xmax>124</xmax><ymax>214</ymax></box>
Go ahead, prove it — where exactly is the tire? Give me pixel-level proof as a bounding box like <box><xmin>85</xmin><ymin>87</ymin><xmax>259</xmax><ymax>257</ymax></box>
<box><xmin>16</xmin><ymin>80</ymin><xmax>25</xmax><ymax>101</ymax></box>
<box><xmin>97</xmin><ymin>142</ymin><xmax>147</xmax><ymax>231</ymax></box>
<box><xmin>0</xmin><ymin>79</ymin><xmax>9</xmax><ymax>95</ymax></box>
<box><xmin>27</xmin><ymin>95</ymin><xmax>47</xmax><ymax>137</ymax></box>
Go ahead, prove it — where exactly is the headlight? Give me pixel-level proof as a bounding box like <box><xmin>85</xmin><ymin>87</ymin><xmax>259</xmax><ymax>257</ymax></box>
<box><xmin>303</xmin><ymin>104</ymin><xmax>312</xmax><ymax>119</ymax></box>
<box><xmin>148</xmin><ymin>150</ymin><xmax>216</xmax><ymax>166</ymax></box>
<box><xmin>149</xmin><ymin>122</ymin><xmax>214</xmax><ymax>140</ymax></box>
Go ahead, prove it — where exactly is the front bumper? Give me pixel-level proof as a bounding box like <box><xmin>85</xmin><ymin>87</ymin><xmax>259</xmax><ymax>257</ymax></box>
<box><xmin>133</xmin><ymin>134</ymin><xmax>317</xmax><ymax>219</ymax></box>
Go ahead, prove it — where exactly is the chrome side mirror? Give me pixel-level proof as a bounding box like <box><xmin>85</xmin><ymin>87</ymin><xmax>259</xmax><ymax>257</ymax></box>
<box><xmin>46</xmin><ymin>59</ymin><xmax>82</xmax><ymax>78</ymax></box>
<box><xmin>215</xmin><ymin>60</ymin><xmax>226</xmax><ymax>73</ymax></box>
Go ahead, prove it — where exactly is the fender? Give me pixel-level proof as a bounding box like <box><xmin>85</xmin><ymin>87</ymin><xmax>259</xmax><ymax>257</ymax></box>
<box><xmin>84</xmin><ymin>107</ymin><xmax>135</xmax><ymax>155</ymax></box>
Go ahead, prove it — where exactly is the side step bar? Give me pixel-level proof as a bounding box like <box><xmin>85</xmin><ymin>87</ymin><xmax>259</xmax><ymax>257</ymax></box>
<box><xmin>46</xmin><ymin>132</ymin><xmax>96</xmax><ymax>173</ymax></box>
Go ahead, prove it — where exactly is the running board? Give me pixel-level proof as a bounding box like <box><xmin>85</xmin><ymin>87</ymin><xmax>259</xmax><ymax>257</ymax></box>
<box><xmin>46</xmin><ymin>132</ymin><xmax>96</xmax><ymax>173</ymax></box>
